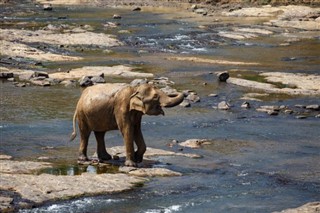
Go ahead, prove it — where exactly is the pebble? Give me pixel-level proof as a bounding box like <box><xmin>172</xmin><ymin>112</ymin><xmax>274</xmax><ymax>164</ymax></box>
<box><xmin>241</xmin><ymin>101</ymin><xmax>251</xmax><ymax>109</ymax></box>
<box><xmin>218</xmin><ymin>101</ymin><xmax>230</xmax><ymax>110</ymax></box>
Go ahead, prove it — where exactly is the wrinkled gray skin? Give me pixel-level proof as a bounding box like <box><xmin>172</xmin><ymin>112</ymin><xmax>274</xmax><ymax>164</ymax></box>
<box><xmin>70</xmin><ymin>83</ymin><xmax>184</xmax><ymax>167</ymax></box>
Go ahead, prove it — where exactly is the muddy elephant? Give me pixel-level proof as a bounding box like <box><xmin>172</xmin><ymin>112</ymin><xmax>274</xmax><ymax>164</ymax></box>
<box><xmin>70</xmin><ymin>83</ymin><xmax>184</xmax><ymax>167</ymax></box>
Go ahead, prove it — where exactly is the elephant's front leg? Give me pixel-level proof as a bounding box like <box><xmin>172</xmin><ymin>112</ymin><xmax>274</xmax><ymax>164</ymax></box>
<box><xmin>120</xmin><ymin>123</ymin><xmax>137</xmax><ymax>167</ymax></box>
<box><xmin>94</xmin><ymin>131</ymin><xmax>112</xmax><ymax>162</ymax></box>
<box><xmin>134</xmin><ymin>122</ymin><xmax>146</xmax><ymax>163</ymax></box>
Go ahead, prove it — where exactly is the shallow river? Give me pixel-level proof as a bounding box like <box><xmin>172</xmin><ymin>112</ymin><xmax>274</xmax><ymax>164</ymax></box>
<box><xmin>1</xmin><ymin>2</ymin><xmax>320</xmax><ymax>213</ymax></box>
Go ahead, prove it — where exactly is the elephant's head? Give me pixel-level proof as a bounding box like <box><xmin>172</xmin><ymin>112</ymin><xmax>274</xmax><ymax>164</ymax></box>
<box><xmin>130</xmin><ymin>84</ymin><xmax>184</xmax><ymax>115</ymax></box>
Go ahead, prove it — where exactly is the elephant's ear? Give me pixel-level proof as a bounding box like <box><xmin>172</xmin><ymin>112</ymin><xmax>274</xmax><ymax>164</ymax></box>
<box><xmin>129</xmin><ymin>92</ymin><xmax>146</xmax><ymax>114</ymax></box>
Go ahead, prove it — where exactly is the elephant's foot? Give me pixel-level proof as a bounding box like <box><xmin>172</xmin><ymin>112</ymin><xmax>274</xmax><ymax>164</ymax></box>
<box><xmin>134</xmin><ymin>151</ymin><xmax>144</xmax><ymax>163</ymax></box>
<box><xmin>97</xmin><ymin>152</ymin><xmax>112</xmax><ymax>162</ymax></box>
<box><xmin>125</xmin><ymin>159</ymin><xmax>137</xmax><ymax>167</ymax></box>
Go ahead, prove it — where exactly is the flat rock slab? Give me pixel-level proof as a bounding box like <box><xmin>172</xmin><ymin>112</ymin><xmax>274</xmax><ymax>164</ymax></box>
<box><xmin>0</xmin><ymin>160</ymin><xmax>52</xmax><ymax>174</ymax></box>
<box><xmin>0</xmin><ymin>173</ymin><xmax>145</xmax><ymax>206</ymax></box>
<box><xmin>108</xmin><ymin>146</ymin><xmax>202</xmax><ymax>159</ymax></box>
<box><xmin>50</xmin><ymin>65</ymin><xmax>154</xmax><ymax>80</ymax></box>
<box><xmin>167</xmin><ymin>57</ymin><xmax>259</xmax><ymax>66</ymax></box>
<box><xmin>0</xmin><ymin>29</ymin><xmax>122</xmax><ymax>47</ymax></box>
<box><xmin>1</xmin><ymin>40</ymin><xmax>81</xmax><ymax>62</ymax></box>
<box><xmin>227</xmin><ymin>71</ymin><xmax>320</xmax><ymax>96</ymax></box>
<box><xmin>273</xmin><ymin>202</ymin><xmax>320</xmax><ymax>213</ymax></box>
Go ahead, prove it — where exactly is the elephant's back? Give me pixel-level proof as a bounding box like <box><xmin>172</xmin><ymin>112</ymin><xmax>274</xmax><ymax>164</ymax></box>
<box><xmin>79</xmin><ymin>83</ymin><xmax>128</xmax><ymax>108</ymax></box>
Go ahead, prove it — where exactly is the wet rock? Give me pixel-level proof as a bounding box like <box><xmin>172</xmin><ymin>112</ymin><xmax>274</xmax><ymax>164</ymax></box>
<box><xmin>272</xmin><ymin>201</ymin><xmax>320</xmax><ymax>213</ymax></box>
<box><xmin>216</xmin><ymin>71</ymin><xmax>229</xmax><ymax>82</ymax></box>
<box><xmin>130</xmin><ymin>79</ymin><xmax>148</xmax><ymax>87</ymax></box>
<box><xmin>241</xmin><ymin>101</ymin><xmax>251</xmax><ymax>109</ymax></box>
<box><xmin>179</xmin><ymin>139</ymin><xmax>212</xmax><ymax>149</ymax></box>
<box><xmin>79</xmin><ymin>76</ymin><xmax>93</xmax><ymax>87</ymax></box>
<box><xmin>306</xmin><ymin>104</ymin><xmax>320</xmax><ymax>110</ymax></box>
<box><xmin>217</xmin><ymin>101</ymin><xmax>230</xmax><ymax>110</ymax></box>
<box><xmin>316</xmin><ymin>114</ymin><xmax>320</xmax><ymax>118</ymax></box>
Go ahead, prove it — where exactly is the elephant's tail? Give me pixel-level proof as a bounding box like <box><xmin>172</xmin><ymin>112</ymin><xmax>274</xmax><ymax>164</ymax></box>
<box><xmin>70</xmin><ymin>111</ymin><xmax>77</xmax><ymax>142</ymax></box>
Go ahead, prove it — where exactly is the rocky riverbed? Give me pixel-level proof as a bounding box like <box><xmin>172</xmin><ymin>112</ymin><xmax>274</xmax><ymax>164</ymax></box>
<box><xmin>1</xmin><ymin>0</ymin><xmax>319</xmax><ymax>212</ymax></box>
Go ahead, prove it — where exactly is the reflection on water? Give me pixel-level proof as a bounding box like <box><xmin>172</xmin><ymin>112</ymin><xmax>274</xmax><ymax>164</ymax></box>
<box><xmin>39</xmin><ymin>164</ymin><xmax>118</xmax><ymax>175</ymax></box>
<box><xmin>1</xmin><ymin>3</ymin><xmax>320</xmax><ymax>213</ymax></box>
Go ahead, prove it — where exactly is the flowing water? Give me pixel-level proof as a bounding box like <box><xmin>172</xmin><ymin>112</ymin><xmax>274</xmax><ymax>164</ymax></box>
<box><xmin>1</xmin><ymin>2</ymin><xmax>320</xmax><ymax>212</ymax></box>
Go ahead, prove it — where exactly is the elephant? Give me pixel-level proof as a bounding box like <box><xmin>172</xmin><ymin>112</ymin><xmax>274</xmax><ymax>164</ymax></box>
<box><xmin>70</xmin><ymin>83</ymin><xmax>184</xmax><ymax>167</ymax></box>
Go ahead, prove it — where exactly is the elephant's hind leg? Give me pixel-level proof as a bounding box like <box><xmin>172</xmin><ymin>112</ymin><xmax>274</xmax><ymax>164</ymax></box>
<box><xmin>94</xmin><ymin>131</ymin><xmax>112</xmax><ymax>161</ymax></box>
<box><xmin>78</xmin><ymin>128</ymin><xmax>90</xmax><ymax>162</ymax></box>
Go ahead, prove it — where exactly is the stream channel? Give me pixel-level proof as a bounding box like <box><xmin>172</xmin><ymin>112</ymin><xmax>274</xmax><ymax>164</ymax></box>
<box><xmin>1</xmin><ymin>2</ymin><xmax>320</xmax><ymax>212</ymax></box>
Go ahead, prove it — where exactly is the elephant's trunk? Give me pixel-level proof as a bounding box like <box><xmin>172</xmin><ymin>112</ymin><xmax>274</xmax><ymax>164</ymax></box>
<box><xmin>160</xmin><ymin>92</ymin><xmax>185</xmax><ymax>108</ymax></box>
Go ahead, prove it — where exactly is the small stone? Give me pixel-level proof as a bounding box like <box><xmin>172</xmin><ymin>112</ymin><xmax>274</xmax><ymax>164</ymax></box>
<box><xmin>37</xmin><ymin>156</ymin><xmax>50</xmax><ymax>160</ymax></box>
<box><xmin>315</xmin><ymin>114</ymin><xmax>320</xmax><ymax>118</ymax></box>
<box><xmin>208</xmin><ymin>93</ymin><xmax>218</xmax><ymax>97</ymax></box>
<box><xmin>295</xmin><ymin>104</ymin><xmax>306</xmax><ymax>108</ymax></box>
<box><xmin>191</xmin><ymin>4</ymin><xmax>198</xmax><ymax>10</ymax></box>
<box><xmin>132</xmin><ymin>7</ymin><xmax>141</xmax><ymax>11</ymax></box>
<box><xmin>112</xmin><ymin>155</ymin><xmax>120</xmax><ymax>160</ymax></box>
<box><xmin>241</xmin><ymin>101</ymin><xmax>251</xmax><ymax>109</ymax></box>
<box><xmin>296</xmin><ymin>115</ymin><xmax>307</xmax><ymax>119</ymax></box>
<box><xmin>216</xmin><ymin>71</ymin><xmax>229</xmax><ymax>82</ymax></box>
<box><xmin>7</xmin><ymin>77</ymin><xmax>15</xmax><ymax>82</ymax></box>
<box><xmin>218</xmin><ymin>101</ymin><xmax>230</xmax><ymax>110</ymax></box>
<box><xmin>34</xmin><ymin>71</ymin><xmax>49</xmax><ymax>78</ymax></box>
<box><xmin>43</xmin><ymin>4</ymin><xmax>53</xmax><ymax>11</ymax></box>
<box><xmin>284</xmin><ymin>109</ymin><xmax>293</xmax><ymax>114</ymax></box>
<box><xmin>113</xmin><ymin>14</ymin><xmax>121</xmax><ymax>19</ymax></box>
<box><xmin>14</xmin><ymin>83</ymin><xmax>26</xmax><ymax>87</ymax></box>
<box><xmin>267</xmin><ymin>110</ymin><xmax>279</xmax><ymax>116</ymax></box>
<box><xmin>186</xmin><ymin>93</ymin><xmax>200</xmax><ymax>103</ymax></box>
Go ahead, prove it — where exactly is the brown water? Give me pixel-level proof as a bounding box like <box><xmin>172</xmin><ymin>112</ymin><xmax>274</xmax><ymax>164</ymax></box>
<box><xmin>0</xmin><ymin>2</ymin><xmax>319</xmax><ymax>212</ymax></box>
